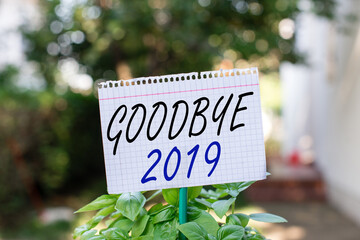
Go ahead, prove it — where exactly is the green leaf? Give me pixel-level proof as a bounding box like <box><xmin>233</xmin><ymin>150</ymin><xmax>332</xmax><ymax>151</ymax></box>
<box><xmin>199</xmin><ymin>188</ymin><xmax>228</xmax><ymax>199</ymax></box>
<box><xmin>217</xmin><ymin>225</ymin><xmax>245</xmax><ymax>240</ymax></box>
<box><xmin>211</xmin><ymin>198</ymin><xmax>236</xmax><ymax>218</ymax></box>
<box><xmin>88</xmin><ymin>236</ymin><xmax>106</xmax><ymax>240</ymax></box>
<box><xmin>191</xmin><ymin>211</ymin><xmax>219</xmax><ymax>236</ymax></box>
<box><xmin>162</xmin><ymin>188</ymin><xmax>179</xmax><ymax>206</ymax></box>
<box><xmin>148</xmin><ymin>203</ymin><xmax>167</xmax><ymax>215</ymax></box>
<box><xmin>188</xmin><ymin>186</ymin><xmax>203</xmax><ymax>200</ymax></box>
<box><xmin>76</xmin><ymin>195</ymin><xmax>119</xmax><ymax>213</ymax></box>
<box><xmin>132</xmin><ymin>235</ymin><xmax>154</xmax><ymax>240</ymax></box>
<box><xmin>234</xmin><ymin>213</ymin><xmax>250</xmax><ymax>227</ymax></box>
<box><xmin>178</xmin><ymin>222</ymin><xmax>208</xmax><ymax>240</ymax></box>
<box><xmin>187</xmin><ymin>206</ymin><xmax>202</xmax><ymax>220</ymax></box>
<box><xmin>87</xmin><ymin>216</ymin><xmax>105</xmax><ymax>230</ymax></box>
<box><xmin>226</xmin><ymin>214</ymin><xmax>242</xmax><ymax>226</ymax></box>
<box><xmin>73</xmin><ymin>224</ymin><xmax>90</xmax><ymax>238</ymax></box>
<box><xmin>139</xmin><ymin>207</ymin><xmax>147</xmax><ymax>217</ymax></box>
<box><xmin>195</xmin><ymin>198</ymin><xmax>213</xmax><ymax>209</ymax></box>
<box><xmin>154</xmin><ymin>218</ymin><xmax>178</xmax><ymax>240</ymax></box>
<box><xmin>236</xmin><ymin>181</ymin><xmax>256</xmax><ymax>194</ymax></box>
<box><xmin>132</xmin><ymin>214</ymin><xmax>150</xmax><ymax>237</ymax></box>
<box><xmin>247</xmin><ymin>235</ymin><xmax>265</xmax><ymax>240</ymax></box>
<box><xmin>206</xmin><ymin>234</ymin><xmax>217</xmax><ymax>240</ymax></box>
<box><xmin>142</xmin><ymin>219</ymin><xmax>154</xmax><ymax>236</ymax></box>
<box><xmin>108</xmin><ymin>217</ymin><xmax>133</xmax><ymax>232</ymax></box>
<box><xmin>189</xmin><ymin>200</ymin><xmax>208</xmax><ymax>210</ymax></box>
<box><xmin>110</xmin><ymin>210</ymin><xmax>123</xmax><ymax>218</ymax></box>
<box><xmin>100</xmin><ymin>227</ymin><xmax>128</xmax><ymax>239</ymax></box>
<box><xmin>87</xmin><ymin>205</ymin><xmax>115</xmax><ymax>229</ymax></box>
<box><xmin>214</xmin><ymin>182</ymin><xmax>256</xmax><ymax>198</ymax></box>
<box><xmin>115</xmin><ymin>192</ymin><xmax>146</xmax><ymax>221</ymax></box>
<box><xmin>249</xmin><ymin>213</ymin><xmax>287</xmax><ymax>223</ymax></box>
<box><xmin>245</xmin><ymin>226</ymin><xmax>261</xmax><ymax>235</ymax></box>
<box><xmin>152</xmin><ymin>207</ymin><xmax>176</xmax><ymax>224</ymax></box>
<box><xmin>222</xmin><ymin>183</ymin><xmax>242</xmax><ymax>197</ymax></box>
<box><xmin>80</xmin><ymin>230</ymin><xmax>97</xmax><ymax>240</ymax></box>
<box><xmin>97</xmin><ymin>205</ymin><xmax>116</xmax><ymax>216</ymax></box>
<box><xmin>205</xmin><ymin>199</ymin><xmax>218</xmax><ymax>203</ymax></box>
<box><xmin>212</xmin><ymin>184</ymin><xmax>227</xmax><ymax>190</ymax></box>
<box><xmin>226</xmin><ymin>214</ymin><xmax>250</xmax><ymax>228</ymax></box>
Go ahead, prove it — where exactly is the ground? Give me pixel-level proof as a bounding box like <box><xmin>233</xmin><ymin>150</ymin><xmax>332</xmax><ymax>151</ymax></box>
<box><xmin>251</xmin><ymin>202</ymin><xmax>360</xmax><ymax>240</ymax></box>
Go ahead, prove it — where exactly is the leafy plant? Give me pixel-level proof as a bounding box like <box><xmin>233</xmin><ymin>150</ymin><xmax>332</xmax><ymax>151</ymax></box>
<box><xmin>73</xmin><ymin>178</ymin><xmax>286</xmax><ymax>240</ymax></box>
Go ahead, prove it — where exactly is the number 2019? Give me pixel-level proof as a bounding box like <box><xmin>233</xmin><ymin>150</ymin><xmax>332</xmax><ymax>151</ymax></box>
<box><xmin>141</xmin><ymin>141</ymin><xmax>221</xmax><ymax>184</ymax></box>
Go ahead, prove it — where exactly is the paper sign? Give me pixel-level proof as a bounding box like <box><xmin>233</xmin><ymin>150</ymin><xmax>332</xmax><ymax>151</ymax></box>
<box><xmin>98</xmin><ymin>68</ymin><xmax>266</xmax><ymax>193</ymax></box>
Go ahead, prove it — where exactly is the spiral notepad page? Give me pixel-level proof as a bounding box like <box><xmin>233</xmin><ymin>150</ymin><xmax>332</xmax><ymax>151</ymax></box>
<box><xmin>98</xmin><ymin>68</ymin><xmax>266</xmax><ymax>194</ymax></box>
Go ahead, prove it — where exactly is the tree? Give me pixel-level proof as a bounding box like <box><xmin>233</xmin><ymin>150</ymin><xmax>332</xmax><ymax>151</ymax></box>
<box><xmin>24</xmin><ymin>0</ymin><xmax>302</xmax><ymax>86</ymax></box>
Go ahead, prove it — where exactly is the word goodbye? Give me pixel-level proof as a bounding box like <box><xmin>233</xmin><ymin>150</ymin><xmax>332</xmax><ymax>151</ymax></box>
<box><xmin>107</xmin><ymin>92</ymin><xmax>253</xmax><ymax>156</ymax></box>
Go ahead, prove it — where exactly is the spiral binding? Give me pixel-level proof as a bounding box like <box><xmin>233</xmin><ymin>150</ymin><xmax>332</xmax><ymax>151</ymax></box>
<box><xmin>98</xmin><ymin>68</ymin><xmax>258</xmax><ymax>89</ymax></box>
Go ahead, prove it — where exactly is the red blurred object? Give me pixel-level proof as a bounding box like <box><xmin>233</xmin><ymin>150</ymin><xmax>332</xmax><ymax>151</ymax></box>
<box><xmin>289</xmin><ymin>150</ymin><xmax>300</xmax><ymax>166</ymax></box>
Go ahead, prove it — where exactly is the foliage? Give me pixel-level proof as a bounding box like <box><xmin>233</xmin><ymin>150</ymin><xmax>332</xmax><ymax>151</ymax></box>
<box><xmin>0</xmin><ymin>85</ymin><xmax>105</xmax><ymax>227</ymax></box>
<box><xmin>0</xmin><ymin>219</ymin><xmax>71</xmax><ymax>240</ymax></box>
<box><xmin>73</xmin><ymin>179</ymin><xmax>286</xmax><ymax>240</ymax></box>
<box><xmin>24</xmin><ymin>0</ymin><xmax>302</xmax><ymax>87</ymax></box>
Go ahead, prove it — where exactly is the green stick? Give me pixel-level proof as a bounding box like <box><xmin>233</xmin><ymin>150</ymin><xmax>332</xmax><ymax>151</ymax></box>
<box><xmin>179</xmin><ymin>187</ymin><xmax>188</xmax><ymax>240</ymax></box>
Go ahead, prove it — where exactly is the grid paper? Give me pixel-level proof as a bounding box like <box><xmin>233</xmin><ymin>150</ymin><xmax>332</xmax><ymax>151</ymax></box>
<box><xmin>98</xmin><ymin>68</ymin><xmax>266</xmax><ymax>194</ymax></box>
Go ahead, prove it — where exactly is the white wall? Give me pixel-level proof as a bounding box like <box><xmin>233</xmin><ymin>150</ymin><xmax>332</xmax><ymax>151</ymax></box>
<box><xmin>281</xmin><ymin>0</ymin><xmax>360</xmax><ymax>225</ymax></box>
<box><xmin>322</xmin><ymin>25</ymin><xmax>360</xmax><ymax>225</ymax></box>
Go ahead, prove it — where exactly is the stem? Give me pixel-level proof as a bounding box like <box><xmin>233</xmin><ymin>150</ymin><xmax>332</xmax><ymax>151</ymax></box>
<box><xmin>179</xmin><ymin>187</ymin><xmax>188</xmax><ymax>240</ymax></box>
<box><xmin>232</xmin><ymin>201</ymin><xmax>235</xmax><ymax>214</ymax></box>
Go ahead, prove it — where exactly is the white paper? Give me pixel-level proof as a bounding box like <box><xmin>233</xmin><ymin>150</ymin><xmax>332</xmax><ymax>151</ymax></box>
<box><xmin>98</xmin><ymin>68</ymin><xmax>266</xmax><ymax>193</ymax></box>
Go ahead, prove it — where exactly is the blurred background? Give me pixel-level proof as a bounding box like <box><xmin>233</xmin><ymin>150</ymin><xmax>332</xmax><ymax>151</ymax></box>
<box><xmin>1</xmin><ymin>0</ymin><xmax>359</xmax><ymax>239</ymax></box>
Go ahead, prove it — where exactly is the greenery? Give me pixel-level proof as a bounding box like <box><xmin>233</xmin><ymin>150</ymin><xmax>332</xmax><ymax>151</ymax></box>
<box><xmin>24</xmin><ymin>0</ymin><xmax>300</xmax><ymax>86</ymax></box>
<box><xmin>0</xmin><ymin>219</ymin><xmax>71</xmax><ymax>240</ymax></box>
<box><xmin>73</xmin><ymin>178</ymin><xmax>287</xmax><ymax>240</ymax></box>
